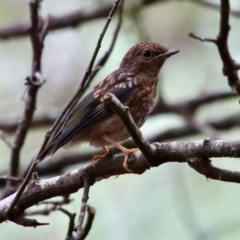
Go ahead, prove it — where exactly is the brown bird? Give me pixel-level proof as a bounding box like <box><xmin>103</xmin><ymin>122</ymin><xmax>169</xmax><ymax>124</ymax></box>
<box><xmin>38</xmin><ymin>41</ymin><xmax>179</xmax><ymax>170</ymax></box>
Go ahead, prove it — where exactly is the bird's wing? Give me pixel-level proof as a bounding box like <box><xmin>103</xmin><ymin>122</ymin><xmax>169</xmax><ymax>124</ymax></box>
<box><xmin>38</xmin><ymin>69</ymin><xmax>138</xmax><ymax>159</ymax></box>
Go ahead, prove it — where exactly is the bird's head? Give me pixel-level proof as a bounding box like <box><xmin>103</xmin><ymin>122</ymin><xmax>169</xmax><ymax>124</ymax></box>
<box><xmin>120</xmin><ymin>41</ymin><xmax>179</xmax><ymax>77</ymax></box>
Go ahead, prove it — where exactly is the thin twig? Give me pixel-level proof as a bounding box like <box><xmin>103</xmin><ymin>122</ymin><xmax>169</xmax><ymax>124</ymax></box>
<box><xmin>58</xmin><ymin>208</ymin><xmax>76</xmax><ymax>240</ymax></box>
<box><xmin>189</xmin><ymin>32</ymin><xmax>216</xmax><ymax>43</ymax></box>
<box><xmin>188</xmin><ymin>156</ymin><xmax>240</xmax><ymax>182</ymax></box>
<box><xmin>10</xmin><ymin>216</ymin><xmax>49</xmax><ymax>227</ymax></box>
<box><xmin>88</xmin><ymin>0</ymin><xmax>124</xmax><ymax>82</ymax></box>
<box><xmin>0</xmin><ymin>175</ymin><xmax>22</xmax><ymax>182</ymax></box>
<box><xmin>0</xmin><ymin>113</ymin><xmax>57</xmax><ymax>133</ymax></box>
<box><xmin>0</xmin><ymin>130</ymin><xmax>12</xmax><ymax>148</ymax></box>
<box><xmin>25</xmin><ymin>196</ymin><xmax>72</xmax><ymax>216</ymax></box>
<box><xmin>75</xmin><ymin>174</ymin><xmax>91</xmax><ymax>236</ymax></box>
<box><xmin>77</xmin><ymin>206</ymin><xmax>96</xmax><ymax>240</ymax></box>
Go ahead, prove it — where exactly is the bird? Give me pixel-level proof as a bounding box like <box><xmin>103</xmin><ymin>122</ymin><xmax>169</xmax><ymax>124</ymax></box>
<box><xmin>37</xmin><ymin>41</ymin><xmax>179</xmax><ymax>171</ymax></box>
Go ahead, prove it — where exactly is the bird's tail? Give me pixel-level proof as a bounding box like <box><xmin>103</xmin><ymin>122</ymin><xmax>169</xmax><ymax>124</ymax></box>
<box><xmin>36</xmin><ymin>141</ymin><xmax>58</xmax><ymax>162</ymax></box>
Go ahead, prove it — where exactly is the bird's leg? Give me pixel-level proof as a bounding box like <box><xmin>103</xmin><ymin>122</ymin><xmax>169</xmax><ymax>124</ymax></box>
<box><xmin>92</xmin><ymin>146</ymin><xmax>110</xmax><ymax>162</ymax></box>
<box><xmin>102</xmin><ymin>135</ymin><xmax>139</xmax><ymax>171</ymax></box>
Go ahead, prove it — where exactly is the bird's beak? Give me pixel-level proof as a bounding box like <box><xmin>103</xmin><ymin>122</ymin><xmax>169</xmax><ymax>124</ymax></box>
<box><xmin>152</xmin><ymin>49</ymin><xmax>179</xmax><ymax>61</ymax></box>
<box><xmin>163</xmin><ymin>49</ymin><xmax>179</xmax><ymax>58</ymax></box>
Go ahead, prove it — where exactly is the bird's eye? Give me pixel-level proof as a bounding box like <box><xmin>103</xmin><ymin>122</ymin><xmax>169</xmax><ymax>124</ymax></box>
<box><xmin>142</xmin><ymin>50</ymin><xmax>152</xmax><ymax>58</ymax></box>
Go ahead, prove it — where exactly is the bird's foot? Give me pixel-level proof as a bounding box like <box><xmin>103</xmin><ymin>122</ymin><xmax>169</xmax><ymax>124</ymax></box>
<box><xmin>101</xmin><ymin>135</ymin><xmax>140</xmax><ymax>172</ymax></box>
<box><xmin>92</xmin><ymin>154</ymin><xmax>106</xmax><ymax>162</ymax></box>
<box><xmin>123</xmin><ymin>148</ymin><xmax>139</xmax><ymax>172</ymax></box>
<box><xmin>91</xmin><ymin>147</ymin><xmax>110</xmax><ymax>165</ymax></box>
<box><xmin>91</xmin><ymin>154</ymin><xmax>106</xmax><ymax>166</ymax></box>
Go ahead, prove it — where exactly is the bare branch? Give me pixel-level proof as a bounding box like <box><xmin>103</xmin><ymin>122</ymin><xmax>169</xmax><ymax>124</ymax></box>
<box><xmin>189</xmin><ymin>32</ymin><xmax>217</xmax><ymax>43</ymax></box>
<box><xmin>0</xmin><ymin>0</ymin><xmax>164</xmax><ymax>40</ymax></box>
<box><xmin>59</xmin><ymin>208</ymin><xmax>76</xmax><ymax>240</ymax></box>
<box><xmin>75</xmin><ymin>174</ymin><xmax>91</xmax><ymax>237</ymax></box>
<box><xmin>0</xmin><ymin>175</ymin><xmax>22</xmax><ymax>182</ymax></box>
<box><xmin>1</xmin><ymin>139</ymin><xmax>240</xmax><ymax>224</ymax></box>
<box><xmin>77</xmin><ymin>206</ymin><xmax>95</xmax><ymax>240</ymax></box>
<box><xmin>0</xmin><ymin>114</ymin><xmax>57</xmax><ymax>133</ymax></box>
<box><xmin>0</xmin><ymin>4</ymin><xmax>113</xmax><ymax>40</ymax></box>
<box><xmin>152</xmin><ymin>90</ymin><xmax>235</xmax><ymax>115</ymax></box>
<box><xmin>104</xmin><ymin>93</ymin><xmax>156</xmax><ymax>165</ymax></box>
<box><xmin>188</xmin><ymin>156</ymin><xmax>240</xmax><ymax>182</ymax></box>
<box><xmin>25</xmin><ymin>196</ymin><xmax>72</xmax><ymax>216</ymax></box>
<box><xmin>0</xmin><ymin>130</ymin><xmax>12</xmax><ymax>148</ymax></box>
<box><xmin>88</xmin><ymin>0</ymin><xmax>124</xmax><ymax>82</ymax></box>
<box><xmin>10</xmin><ymin>216</ymin><xmax>49</xmax><ymax>227</ymax></box>
<box><xmin>2</xmin><ymin>0</ymin><xmax>46</xmax><ymax>201</ymax></box>
<box><xmin>189</xmin><ymin>0</ymin><xmax>240</xmax><ymax>93</ymax></box>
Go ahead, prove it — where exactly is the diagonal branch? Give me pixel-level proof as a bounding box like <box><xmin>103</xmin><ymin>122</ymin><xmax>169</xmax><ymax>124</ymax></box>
<box><xmin>88</xmin><ymin>0</ymin><xmax>124</xmax><ymax>82</ymax></box>
<box><xmin>104</xmin><ymin>93</ymin><xmax>157</xmax><ymax>166</ymax></box>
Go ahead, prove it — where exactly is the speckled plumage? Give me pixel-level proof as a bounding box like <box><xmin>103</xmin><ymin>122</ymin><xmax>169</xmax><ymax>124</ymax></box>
<box><xmin>38</xmin><ymin>42</ymin><xmax>179</xmax><ymax>169</ymax></box>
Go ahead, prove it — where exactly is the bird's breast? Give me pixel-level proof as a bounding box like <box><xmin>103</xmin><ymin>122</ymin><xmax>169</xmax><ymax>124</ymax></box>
<box><xmin>128</xmin><ymin>78</ymin><xmax>157</xmax><ymax>127</ymax></box>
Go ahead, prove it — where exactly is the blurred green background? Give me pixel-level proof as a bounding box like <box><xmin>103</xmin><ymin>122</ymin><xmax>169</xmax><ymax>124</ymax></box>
<box><xmin>1</xmin><ymin>0</ymin><xmax>240</xmax><ymax>239</ymax></box>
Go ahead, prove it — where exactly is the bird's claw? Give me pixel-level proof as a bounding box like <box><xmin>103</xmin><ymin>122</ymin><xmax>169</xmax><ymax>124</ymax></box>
<box><xmin>123</xmin><ymin>148</ymin><xmax>139</xmax><ymax>172</ymax></box>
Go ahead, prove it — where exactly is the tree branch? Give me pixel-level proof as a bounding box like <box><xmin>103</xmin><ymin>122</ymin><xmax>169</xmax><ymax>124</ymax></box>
<box><xmin>152</xmin><ymin>90</ymin><xmax>235</xmax><ymax>115</ymax></box>
<box><xmin>188</xmin><ymin>156</ymin><xmax>240</xmax><ymax>182</ymax></box>
<box><xmin>0</xmin><ymin>4</ymin><xmax>113</xmax><ymax>40</ymax></box>
<box><xmin>1</xmin><ymin>139</ymin><xmax>240</xmax><ymax>224</ymax></box>
<box><xmin>2</xmin><ymin>0</ymin><xmax>46</xmax><ymax>200</ymax></box>
<box><xmin>104</xmin><ymin>93</ymin><xmax>156</xmax><ymax>166</ymax></box>
<box><xmin>0</xmin><ymin>0</ymin><xmax>167</xmax><ymax>40</ymax></box>
<box><xmin>189</xmin><ymin>0</ymin><xmax>240</xmax><ymax>93</ymax></box>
